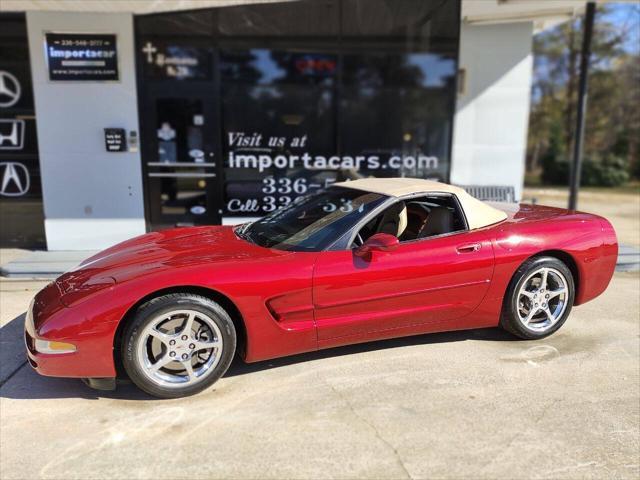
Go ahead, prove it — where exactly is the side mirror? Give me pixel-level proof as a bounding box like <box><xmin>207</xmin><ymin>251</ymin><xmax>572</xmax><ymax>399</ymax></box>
<box><xmin>354</xmin><ymin>233</ymin><xmax>400</xmax><ymax>258</ymax></box>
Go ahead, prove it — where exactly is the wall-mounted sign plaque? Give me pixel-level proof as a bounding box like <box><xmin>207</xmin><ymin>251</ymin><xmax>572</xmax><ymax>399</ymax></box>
<box><xmin>45</xmin><ymin>33</ymin><xmax>119</xmax><ymax>81</ymax></box>
<box><xmin>104</xmin><ymin>128</ymin><xmax>127</xmax><ymax>152</ymax></box>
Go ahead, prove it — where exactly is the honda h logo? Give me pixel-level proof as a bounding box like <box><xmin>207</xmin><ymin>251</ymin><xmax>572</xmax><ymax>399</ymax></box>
<box><xmin>0</xmin><ymin>119</ymin><xmax>25</xmax><ymax>150</ymax></box>
<box><xmin>0</xmin><ymin>71</ymin><xmax>21</xmax><ymax>108</ymax></box>
<box><xmin>0</xmin><ymin>162</ymin><xmax>30</xmax><ymax>197</ymax></box>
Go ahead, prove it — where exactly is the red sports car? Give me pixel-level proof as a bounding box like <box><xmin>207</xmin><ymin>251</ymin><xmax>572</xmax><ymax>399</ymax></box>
<box><xmin>25</xmin><ymin>178</ymin><xmax>618</xmax><ymax>398</ymax></box>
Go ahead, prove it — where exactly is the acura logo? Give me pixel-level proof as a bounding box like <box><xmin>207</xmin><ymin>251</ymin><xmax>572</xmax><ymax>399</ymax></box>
<box><xmin>0</xmin><ymin>162</ymin><xmax>30</xmax><ymax>197</ymax></box>
<box><xmin>0</xmin><ymin>71</ymin><xmax>21</xmax><ymax>108</ymax></box>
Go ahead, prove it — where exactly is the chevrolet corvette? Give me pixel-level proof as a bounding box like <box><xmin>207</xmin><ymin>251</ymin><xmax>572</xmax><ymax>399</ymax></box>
<box><xmin>25</xmin><ymin>178</ymin><xmax>618</xmax><ymax>398</ymax></box>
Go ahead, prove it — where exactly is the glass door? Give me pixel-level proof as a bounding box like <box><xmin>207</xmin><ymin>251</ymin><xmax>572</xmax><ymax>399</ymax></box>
<box><xmin>142</xmin><ymin>84</ymin><xmax>223</xmax><ymax>229</ymax></box>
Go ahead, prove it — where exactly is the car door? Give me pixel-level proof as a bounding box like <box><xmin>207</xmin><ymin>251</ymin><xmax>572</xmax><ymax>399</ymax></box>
<box><xmin>312</xmin><ymin>228</ymin><xmax>495</xmax><ymax>344</ymax></box>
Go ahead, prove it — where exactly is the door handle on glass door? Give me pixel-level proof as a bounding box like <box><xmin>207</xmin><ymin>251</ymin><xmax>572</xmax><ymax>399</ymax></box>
<box><xmin>456</xmin><ymin>243</ymin><xmax>482</xmax><ymax>253</ymax></box>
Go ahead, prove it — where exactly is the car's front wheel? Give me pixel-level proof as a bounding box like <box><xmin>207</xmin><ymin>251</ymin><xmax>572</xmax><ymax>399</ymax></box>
<box><xmin>122</xmin><ymin>293</ymin><xmax>236</xmax><ymax>398</ymax></box>
<box><xmin>500</xmin><ymin>256</ymin><xmax>575</xmax><ymax>340</ymax></box>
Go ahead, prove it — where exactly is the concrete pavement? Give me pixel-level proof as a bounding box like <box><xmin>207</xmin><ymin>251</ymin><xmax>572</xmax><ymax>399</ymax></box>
<box><xmin>1</xmin><ymin>272</ymin><xmax>639</xmax><ymax>479</ymax></box>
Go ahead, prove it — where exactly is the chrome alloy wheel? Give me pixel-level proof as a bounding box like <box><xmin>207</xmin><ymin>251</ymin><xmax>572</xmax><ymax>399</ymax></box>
<box><xmin>516</xmin><ymin>267</ymin><xmax>569</xmax><ymax>333</ymax></box>
<box><xmin>136</xmin><ymin>309</ymin><xmax>223</xmax><ymax>388</ymax></box>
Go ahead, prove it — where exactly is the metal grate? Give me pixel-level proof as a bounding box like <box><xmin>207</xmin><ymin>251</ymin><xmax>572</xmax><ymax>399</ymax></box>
<box><xmin>459</xmin><ymin>185</ymin><xmax>516</xmax><ymax>203</ymax></box>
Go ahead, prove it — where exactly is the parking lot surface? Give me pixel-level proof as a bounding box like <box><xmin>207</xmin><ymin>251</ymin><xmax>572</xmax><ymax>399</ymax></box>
<box><xmin>1</xmin><ymin>272</ymin><xmax>639</xmax><ymax>480</ymax></box>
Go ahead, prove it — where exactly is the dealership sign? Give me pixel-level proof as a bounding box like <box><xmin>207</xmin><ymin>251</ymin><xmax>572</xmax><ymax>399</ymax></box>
<box><xmin>45</xmin><ymin>33</ymin><xmax>119</xmax><ymax>81</ymax></box>
<box><xmin>224</xmin><ymin>131</ymin><xmax>441</xmax><ymax>215</ymax></box>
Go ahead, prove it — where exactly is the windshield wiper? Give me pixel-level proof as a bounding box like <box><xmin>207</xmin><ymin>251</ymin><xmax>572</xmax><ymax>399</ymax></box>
<box><xmin>235</xmin><ymin>224</ymin><xmax>251</xmax><ymax>241</ymax></box>
<box><xmin>239</xmin><ymin>222</ymin><xmax>265</xmax><ymax>245</ymax></box>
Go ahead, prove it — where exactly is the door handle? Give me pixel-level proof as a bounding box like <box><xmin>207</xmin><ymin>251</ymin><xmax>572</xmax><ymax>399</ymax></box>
<box><xmin>456</xmin><ymin>243</ymin><xmax>482</xmax><ymax>253</ymax></box>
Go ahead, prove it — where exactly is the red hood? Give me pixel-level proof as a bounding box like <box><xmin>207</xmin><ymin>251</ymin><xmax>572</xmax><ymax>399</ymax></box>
<box><xmin>60</xmin><ymin>226</ymin><xmax>282</xmax><ymax>287</ymax></box>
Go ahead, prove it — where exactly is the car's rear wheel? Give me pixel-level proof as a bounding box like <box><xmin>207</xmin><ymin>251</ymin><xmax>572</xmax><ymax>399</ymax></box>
<box><xmin>500</xmin><ymin>256</ymin><xmax>575</xmax><ymax>339</ymax></box>
<box><xmin>122</xmin><ymin>293</ymin><xmax>236</xmax><ymax>398</ymax></box>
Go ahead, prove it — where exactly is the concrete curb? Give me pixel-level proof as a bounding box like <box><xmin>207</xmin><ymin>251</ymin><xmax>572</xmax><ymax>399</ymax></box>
<box><xmin>616</xmin><ymin>244</ymin><xmax>640</xmax><ymax>272</ymax></box>
<box><xmin>0</xmin><ymin>251</ymin><xmax>97</xmax><ymax>279</ymax></box>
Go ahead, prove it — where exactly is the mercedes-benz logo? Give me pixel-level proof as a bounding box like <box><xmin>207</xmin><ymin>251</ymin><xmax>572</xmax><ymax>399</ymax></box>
<box><xmin>0</xmin><ymin>71</ymin><xmax>21</xmax><ymax>109</ymax></box>
<box><xmin>0</xmin><ymin>162</ymin><xmax>30</xmax><ymax>197</ymax></box>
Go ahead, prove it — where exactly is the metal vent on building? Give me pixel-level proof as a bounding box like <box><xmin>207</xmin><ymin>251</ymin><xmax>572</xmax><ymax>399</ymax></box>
<box><xmin>460</xmin><ymin>185</ymin><xmax>516</xmax><ymax>203</ymax></box>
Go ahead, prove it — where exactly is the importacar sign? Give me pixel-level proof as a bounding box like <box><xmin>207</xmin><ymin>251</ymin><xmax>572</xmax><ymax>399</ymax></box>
<box><xmin>45</xmin><ymin>33</ymin><xmax>119</xmax><ymax>81</ymax></box>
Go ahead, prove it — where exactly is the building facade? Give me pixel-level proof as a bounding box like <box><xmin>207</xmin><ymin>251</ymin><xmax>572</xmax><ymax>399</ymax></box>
<box><xmin>0</xmin><ymin>0</ymin><xmax>582</xmax><ymax>250</ymax></box>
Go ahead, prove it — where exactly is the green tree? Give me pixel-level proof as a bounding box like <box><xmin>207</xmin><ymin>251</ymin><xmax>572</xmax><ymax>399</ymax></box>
<box><xmin>527</xmin><ymin>4</ymin><xmax>640</xmax><ymax>185</ymax></box>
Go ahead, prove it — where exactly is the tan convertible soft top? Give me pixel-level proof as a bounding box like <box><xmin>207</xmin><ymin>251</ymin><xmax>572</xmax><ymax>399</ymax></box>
<box><xmin>332</xmin><ymin>177</ymin><xmax>507</xmax><ymax>230</ymax></box>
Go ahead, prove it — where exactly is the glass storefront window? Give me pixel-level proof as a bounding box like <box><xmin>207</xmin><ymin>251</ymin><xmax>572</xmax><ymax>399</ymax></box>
<box><xmin>136</xmin><ymin>0</ymin><xmax>460</xmax><ymax>226</ymax></box>
<box><xmin>341</xmin><ymin>0</ymin><xmax>459</xmax><ymax>42</ymax></box>
<box><xmin>221</xmin><ymin>48</ymin><xmax>338</xmax><ymax>216</ymax></box>
<box><xmin>147</xmin><ymin>98</ymin><xmax>216</xmax><ymax>223</ymax></box>
<box><xmin>217</xmin><ymin>0</ymin><xmax>338</xmax><ymax>38</ymax></box>
<box><xmin>340</xmin><ymin>51</ymin><xmax>456</xmax><ymax>181</ymax></box>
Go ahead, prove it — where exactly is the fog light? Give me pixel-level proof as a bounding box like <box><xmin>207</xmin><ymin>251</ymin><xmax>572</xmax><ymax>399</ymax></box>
<box><xmin>34</xmin><ymin>339</ymin><xmax>76</xmax><ymax>354</ymax></box>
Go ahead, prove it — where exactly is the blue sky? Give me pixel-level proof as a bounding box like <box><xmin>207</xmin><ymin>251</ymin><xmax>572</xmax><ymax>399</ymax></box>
<box><xmin>601</xmin><ymin>2</ymin><xmax>640</xmax><ymax>54</ymax></box>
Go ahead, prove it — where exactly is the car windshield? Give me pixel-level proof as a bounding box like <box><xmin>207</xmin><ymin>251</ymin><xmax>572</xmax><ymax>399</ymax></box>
<box><xmin>236</xmin><ymin>187</ymin><xmax>388</xmax><ymax>251</ymax></box>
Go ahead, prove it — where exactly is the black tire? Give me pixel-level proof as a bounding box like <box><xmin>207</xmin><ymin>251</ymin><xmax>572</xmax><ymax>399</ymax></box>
<box><xmin>500</xmin><ymin>256</ymin><xmax>575</xmax><ymax>340</ymax></box>
<box><xmin>122</xmin><ymin>293</ymin><xmax>236</xmax><ymax>399</ymax></box>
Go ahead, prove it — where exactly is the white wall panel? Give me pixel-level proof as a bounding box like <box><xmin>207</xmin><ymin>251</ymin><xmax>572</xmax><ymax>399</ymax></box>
<box><xmin>451</xmin><ymin>22</ymin><xmax>534</xmax><ymax>201</ymax></box>
<box><xmin>26</xmin><ymin>11</ymin><xmax>145</xmax><ymax>250</ymax></box>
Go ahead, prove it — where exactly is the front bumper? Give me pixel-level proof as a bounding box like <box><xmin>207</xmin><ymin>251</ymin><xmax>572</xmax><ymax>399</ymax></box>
<box><xmin>24</xmin><ymin>300</ymin><xmax>78</xmax><ymax>377</ymax></box>
<box><xmin>25</xmin><ymin>325</ymin><xmax>116</xmax><ymax>391</ymax></box>
<box><xmin>24</xmin><ymin>288</ymin><xmax>119</xmax><ymax>379</ymax></box>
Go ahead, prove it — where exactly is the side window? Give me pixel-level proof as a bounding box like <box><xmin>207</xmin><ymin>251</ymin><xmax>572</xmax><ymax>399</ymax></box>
<box><xmin>351</xmin><ymin>194</ymin><xmax>467</xmax><ymax>247</ymax></box>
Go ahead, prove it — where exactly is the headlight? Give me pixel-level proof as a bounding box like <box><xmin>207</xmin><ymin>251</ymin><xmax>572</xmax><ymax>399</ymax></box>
<box><xmin>33</xmin><ymin>339</ymin><xmax>76</xmax><ymax>354</ymax></box>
